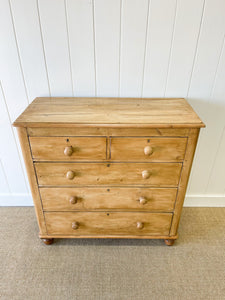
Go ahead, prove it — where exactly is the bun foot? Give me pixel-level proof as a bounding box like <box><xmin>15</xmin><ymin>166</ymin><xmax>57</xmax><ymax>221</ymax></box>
<box><xmin>42</xmin><ymin>238</ymin><xmax>54</xmax><ymax>245</ymax></box>
<box><xmin>164</xmin><ymin>239</ymin><xmax>175</xmax><ymax>246</ymax></box>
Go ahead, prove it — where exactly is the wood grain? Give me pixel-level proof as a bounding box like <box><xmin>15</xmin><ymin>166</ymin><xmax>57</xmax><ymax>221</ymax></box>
<box><xmin>16</xmin><ymin>127</ymin><xmax>47</xmax><ymax>234</ymax></box>
<box><xmin>110</xmin><ymin>137</ymin><xmax>187</xmax><ymax>161</ymax></box>
<box><xmin>13</xmin><ymin>97</ymin><xmax>205</xmax><ymax>128</ymax></box>
<box><xmin>45</xmin><ymin>211</ymin><xmax>172</xmax><ymax>236</ymax></box>
<box><xmin>27</xmin><ymin>127</ymin><xmax>190</xmax><ymax>137</ymax></box>
<box><xmin>40</xmin><ymin>187</ymin><xmax>177</xmax><ymax>211</ymax></box>
<box><xmin>29</xmin><ymin>137</ymin><xmax>106</xmax><ymax>161</ymax></box>
<box><xmin>35</xmin><ymin>162</ymin><xmax>182</xmax><ymax>187</ymax></box>
<box><xmin>170</xmin><ymin>128</ymin><xmax>200</xmax><ymax>235</ymax></box>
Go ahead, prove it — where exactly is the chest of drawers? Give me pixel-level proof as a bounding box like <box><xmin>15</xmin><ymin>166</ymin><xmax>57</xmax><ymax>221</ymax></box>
<box><xmin>13</xmin><ymin>97</ymin><xmax>205</xmax><ymax>246</ymax></box>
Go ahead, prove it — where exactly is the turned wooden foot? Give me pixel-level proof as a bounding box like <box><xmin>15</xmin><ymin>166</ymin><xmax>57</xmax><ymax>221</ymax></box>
<box><xmin>42</xmin><ymin>238</ymin><xmax>54</xmax><ymax>245</ymax></box>
<box><xmin>164</xmin><ymin>239</ymin><xmax>175</xmax><ymax>246</ymax></box>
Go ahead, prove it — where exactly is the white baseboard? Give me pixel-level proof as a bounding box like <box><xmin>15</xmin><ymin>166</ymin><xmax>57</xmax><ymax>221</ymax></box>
<box><xmin>0</xmin><ymin>193</ymin><xmax>33</xmax><ymax>206</ymax></box>
<box><xmin>0</xmin><ymin>193</ymin><xmax>225</xmax><ymax>207</ymax></box>
<box><xmin>184</xmin><ymin>195</ymin><xmax>225</xmax><ymax>207</ymax></box>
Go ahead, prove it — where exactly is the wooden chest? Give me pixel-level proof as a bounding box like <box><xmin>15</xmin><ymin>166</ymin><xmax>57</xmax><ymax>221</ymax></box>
<box><xmin>13</xmin><ymin>97</ymin><xmax>205</xmax><ymax>246</ymax></box>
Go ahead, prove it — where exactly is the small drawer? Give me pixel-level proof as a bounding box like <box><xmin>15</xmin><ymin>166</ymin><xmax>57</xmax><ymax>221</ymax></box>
<box><xmin>35</xmin><ymin>162</ymin><xmax>182</xmax><ymax>187</ymax></box>
<box><xmin>110</xmin><ymin>137</ymin><xmax>187</xmax><ymax>161</ymax></box>
<box><xmin>40</xmin><ymin>187</ymin><xmax>177</xmax><ymax>211</ymax></box>
<box><xmin>29</xmin><ymin>137</ymin><xmax>106</xmax><ymax>161</ymax></box>
<box><xmin>45</xmin><ymin>212</ymin><xmax>173</xmax><ymax>236</ymax></box>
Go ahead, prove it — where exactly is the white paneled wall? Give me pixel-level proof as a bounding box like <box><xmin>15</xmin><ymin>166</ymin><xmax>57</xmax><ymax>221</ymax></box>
<box><xmin>0</xmin><ymin>0</ymin><xmax>225</xmax><ymax>206</ymax></box>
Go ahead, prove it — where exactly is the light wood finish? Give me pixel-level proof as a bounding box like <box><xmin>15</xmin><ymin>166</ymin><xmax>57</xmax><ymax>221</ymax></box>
<box><xmin>13</xmin><ymin>97</ymin><xmax>205</xmax><ymax>128</ymax></box>
<box><xmin>16</xmin><ymin>127</ymin><xmax>47</xmax><ymax>235</ymax></box>
<box><xmin>14</xmin><ymin>97</ymin><xmax>205</xmax><ymax>244</ymax></box>
<box><xmin>40</xmin><ymin>187</ymin><xmax>177</xmax><ymax>211</ymax></box>
<box><xmin>45</xmin><ymin>212</ymin><xmax>172</xmax><ymax>236</ymax></box>
<box><xmin>29</xmin><ymin>137</ymin><xmax>106</xmax><ymax>161</ymax></box>
<box><xmin>170</xmin><ymin>128</ymin><xmax>200</xmax><ymax>236</ymax></box>
<box><xmin>39</xmin><ymin>234</ymin><xmax>178</xmax><ymax>240</ymax></box>
<box><xmin>110</xmin><ymin>137</ymin><xmax>187</xmax><ymax>161</ymax></box>
<box><xmin>27</xmin><ymin>127</ymin><xmax>190</xmax><ymax>137</ymax></box>
<box><xmin>35</xmin><ymin>162</ymin><xmax>182</xmax><ymax>187</ymax></box>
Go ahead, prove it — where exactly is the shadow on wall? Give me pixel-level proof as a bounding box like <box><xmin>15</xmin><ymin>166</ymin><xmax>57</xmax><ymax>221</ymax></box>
<box><xmin>186</xmin><ymin>97</ymin><xmax>225</xmax><ymax>194</ymax></box>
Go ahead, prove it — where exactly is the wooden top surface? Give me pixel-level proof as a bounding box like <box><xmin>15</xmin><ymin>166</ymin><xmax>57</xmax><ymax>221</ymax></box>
<box><xmin>13</xmin><ymin>97</ymin><xmax>205</xmax><ymax>128</ymax></box>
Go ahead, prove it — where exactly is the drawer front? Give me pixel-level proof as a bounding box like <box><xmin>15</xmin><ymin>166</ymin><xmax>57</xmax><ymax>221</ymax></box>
<box><xmin>35</xmin><ymin>162</ymin><xmax>182</xmax><ymax>186</ymax></box>
<box><xmin>45</xmin><ymin>212</ymin><xmax>172</xmax><ymax>236</ymax></box>
<box><xmin>110</xmin><ymin>137</ymin><xmax>187</xmax><ymax>161</ymax></box>
<box><xmin>41</xmin><ymin>187</ymin><xmax>177</xmax><ymax>211</ymax></box>
<box><xmin>29</xmin><ymin>137</ymin><xmax>106</xmax><ymax>161</ymax></box>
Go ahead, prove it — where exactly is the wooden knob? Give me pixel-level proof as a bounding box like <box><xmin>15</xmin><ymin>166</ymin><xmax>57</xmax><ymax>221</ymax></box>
<box><xmin>64</xmin><ymin>146</ymin><xmax>73</xmax><ymax>156</ymax></box>
<box><xmin>137</xmin><ymin>222</ymin><xmax>144</xmax><ymax>229</ymax></box>
<box><xmin>66</xmin><ymin>170</ymin><xmax>75</xmax><ymax>180</ymax></box>
<box><xmin>69</xmin><ymin>196</ymin><xmax>78</xmax><ymax>204</ymax></box>
<box><xmin>72</xmin><ymin>222</ymin><xmax>79</xmax><ymax>230</ymax></box>
<box><xmin>144</xmin><ymin>146</ymin><xmax>153</xmax><ymax>156</ymax></box>
<box><xmin>139</xmin><ymin>196</ymin><xmax>147</xmax><ymax>205</ymax></box>
<box><xmin>142</xmin><ymin>170</ymin><xmax>151</xmax><ymax>179</ymax></box>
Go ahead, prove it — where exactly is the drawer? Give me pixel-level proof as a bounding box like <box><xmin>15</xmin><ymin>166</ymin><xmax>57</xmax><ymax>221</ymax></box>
<box><xmin>45</xmin><ymin>212</ymin><xmax>173</xmax><ymax>236</ymax></box>
<box><xmin>35</xmin><ymin>162</ymin><xmax>182</xmax><ymax>186</ymax></box>
<box><xmin>110</xmin><ymin>137</ymin><xmax>187</xmax><ymax>161</ymax></box>
<box><xmin>41</xmin><ymin>187</ymin><xmax>177</xmax><ymax>211</ymax></box>
<box><xmin>29</xmin><ymin>137</ymin><xmax>106</xmax><ymax>161</ymax></box>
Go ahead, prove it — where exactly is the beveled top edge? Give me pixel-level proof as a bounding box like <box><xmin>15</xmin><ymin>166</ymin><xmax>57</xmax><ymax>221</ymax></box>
<box><xmin>13</xmin><ymin>97</ymin><xmax>205</xmax><ymax>128</ymax></box>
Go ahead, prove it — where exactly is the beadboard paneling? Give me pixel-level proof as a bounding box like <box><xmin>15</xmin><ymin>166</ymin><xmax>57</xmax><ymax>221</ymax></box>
<box><xmin>142</xmin><ymin>0</ymin><xmax>177</xmax><ymax>97</ymax></box>
<box><xmin>1</xmin><ymin>0</ymin><xmax>225</xmax><ymax>206</ymax></box>
<box><xmin>66</xmin><ymin>0</ymin><xmax>96</xmax><ymax>96</ymax></box>
<box><xmin>38</xmin><ymin>0</ymin><xmax>73</xmax><ymax>96</ymax></box>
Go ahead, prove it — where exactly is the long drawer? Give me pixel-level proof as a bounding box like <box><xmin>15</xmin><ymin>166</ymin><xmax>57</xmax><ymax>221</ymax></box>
<box><xmin>35</xmin><ymin>162</ymin><xmax>182</xmax><ymax>186</ymax></box>
<box><xmin>110</xmin><ymin>137</ymin><xmax>187</xmax><ymax>161</ymax></box>
<box><xmin>29</xmin><ymin>137</ymin><xmax>107</xmax><ymax>161</ymax></box>
<box><xmin>40</xmin><ymin>187</ymin><xmax>177</xmax><ymax>211</ymax></box>
<box><xmin>45</xmin><ymin>212</ymin><xmax>173</xmax><ymax>236</ymax></box>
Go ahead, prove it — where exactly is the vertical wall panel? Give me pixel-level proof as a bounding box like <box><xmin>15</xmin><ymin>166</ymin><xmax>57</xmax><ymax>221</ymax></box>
<box><xmin>165</xmin><ymin>0</ymin><xmax>204</xmax><ymax>97</ymax></box>
<box><xmin>38</xmin><ymin>0</ymin><xmax>73</xmax><ymax>96</ymax></box>
<box><xmin>94</xmin><ymin>0</ymin><xmax>121</xmax><ymax>96</ymax></box>
<box><xmin>205</xmin><ymin>43</ymin><xmax>225</xmax><ymax>194</ymax></box>
<box><xmin>120</xmin><ymin>0</ymin><xmax>149</xmax><ymax>97</ymax></box>
<box><xmin>0</xmin><ymin>0</ymin><xmax>28</xmax><ymax>121</ymax></box>
<box><xmin>66</xmin><ymin>0</ymin><xmax>96</xmax><ymax>96</ymax></box>
<box><xmin>10</xmin><ymin>0</ymin><xmax>50</xmax><ymax>102</ymax></box>
<box><xmin>187</xmin><ymin>0</ymin><xmax>225</xmax><ymax>100</ymax></box>
<box><xmin>0</xmin><ymin>160</ymin><xmax>9</xmax><ymax>193</ymax></box>
<box><xmin>187</xmin><ymin>0</ymin><xmax>225</xmax><ymax>195</ymax></box>
<box><xmin>0</xmin><ymin>84</ymin><xmax>28</xmax><ymax>193</ymax></box>
<box><xmin>143</xmin><ymin>0</ymin><xmax>177</xmax><ymax>97</ymax></box>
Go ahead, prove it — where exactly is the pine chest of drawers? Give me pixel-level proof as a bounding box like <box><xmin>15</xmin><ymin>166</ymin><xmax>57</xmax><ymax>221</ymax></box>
<box><xmin>13</xmin><ymin>97</ymin><xmax>205</xmax><ymax>246</ymax></box>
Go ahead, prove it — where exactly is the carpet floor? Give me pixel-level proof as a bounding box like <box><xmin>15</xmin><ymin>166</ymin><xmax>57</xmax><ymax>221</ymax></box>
<box><xmin>0</xmin><ymin>207</ymin><xmax>225</xmax><ymax>300</ymax></box>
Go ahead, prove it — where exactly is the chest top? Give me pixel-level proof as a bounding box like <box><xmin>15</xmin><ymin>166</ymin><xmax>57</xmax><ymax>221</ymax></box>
<box><xmin>13</xmin><ymin>97</ymin><xmax>205</xmax><ymax>128</ymax></box>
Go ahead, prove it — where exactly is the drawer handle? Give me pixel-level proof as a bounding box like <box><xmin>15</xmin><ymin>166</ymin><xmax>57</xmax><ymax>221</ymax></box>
<box><xmin>72</xmin><ymin>222</ymin><xmax>79</xmax><ymax>230</ymax></box>
<box><xmin>142</xmin><ymin>170</ymin><xmax>151</xmax><ymax>179</ymax></box>
<box><xmin>139</xmin><ymin>196</ymin><xmax>147</xmax><ymax>205</ymax></box>
<box><xmin>70</xmin><ymin>196</ymin><xmax>78</xmax><ymax>204</ymax></box>
<box><xmin>64</xmin><ymin>146</ymin><xmax>73</xmax><ymax>156</ymax></box>
<box><xmin>66</xmin><ymin>170</ymin><xmax>75</xmax><ymax>180</ymax></box>
<box><xmin>144</xmin><ymin>146</ymin><xmax>153</xmax><ymax>156</ymax></box>
<box><xmin>137</xmin><ymin>222</ymin><xmax>144</xmax><ymax>229</ymax></box>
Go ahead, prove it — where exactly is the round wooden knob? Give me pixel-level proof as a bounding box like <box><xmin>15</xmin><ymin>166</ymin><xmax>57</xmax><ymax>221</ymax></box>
<box><xmin>72</xmin><ymin>222</ymin><xmax>79</xmax><ymax>230</ymax></box>
<box><xmin>69</xmin><ymin>196</ymin><xmax>78</xmax><ymax>204</ymax></box>
<box><xmin>139</xmin><ymin>196</ymin><xmax>147</xmax><ymax>205</ymax></box>
<box><xmin>137</xmin><ymin>222</ymin><xmax>144</xmax><ymax>229</ymax></box>
<box><xmin>144</xmin><ymin>146</ymin><xmax>153</xmax><ymax>156</ymax></box>
<box><xmin>64</xmin><ymin>146</ymin><xmax>73</xmax><ymax>156</ymax></box>
<box><xmin>142</xmin><ymin>170</ymin><xmax>151</xmax><ymax>179</ymax></box>
<box><xmin>66</xmin><ymin>170</ymin><xmax>75</xmax><ymax>180</ymax></box>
